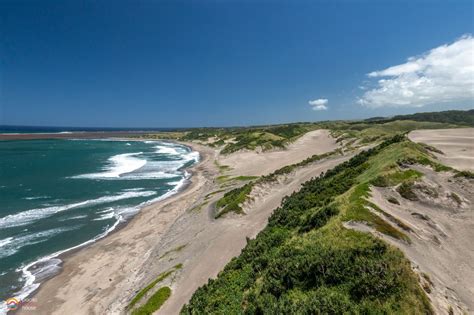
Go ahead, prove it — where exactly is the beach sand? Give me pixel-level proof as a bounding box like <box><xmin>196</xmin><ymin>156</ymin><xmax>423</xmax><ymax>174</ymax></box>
<box><xmin>19</xmin><ymin>130</ymin><xmax>342</xmax><ymax>315</ymax></box>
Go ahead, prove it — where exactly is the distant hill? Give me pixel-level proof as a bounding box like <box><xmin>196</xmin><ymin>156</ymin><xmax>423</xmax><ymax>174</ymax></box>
<box><xmin>365</xmin><ymin>109</ymin><xmax>474</xmax><ymax>126</ymax></box>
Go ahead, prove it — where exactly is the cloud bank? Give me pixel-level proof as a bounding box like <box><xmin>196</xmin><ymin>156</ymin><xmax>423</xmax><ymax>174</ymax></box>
<box><xmin>358</xmin><ymin>35</ymin><xmax>474</xmax><ymax>108</ymax></box>
<box><xmin>309</xmin><ymin>99</ymin><xmax>328</xmax><ymax>110</ymax></box>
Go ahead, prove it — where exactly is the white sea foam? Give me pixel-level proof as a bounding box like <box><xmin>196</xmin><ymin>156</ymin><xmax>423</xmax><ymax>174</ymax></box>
<box><xmin>70</xmin><ymin>142</ymin><xmax>199</xmax><ymax>181</ymax></box>
<box><xmin>0</xmin><ymin>237</ymin><xmax>14</xmax><ymax>249</ymax></box>
<box><xmin>23</xmin><ymin>196</ymin><xmax>50</xmax><ymax>200</ymax></box>
<box><xmin>155</xmin><ymin>146</ymin><xmax>181</xmax><ymax>155</ymax></box>
<box><xmin>0</xmin><ymin>142</ymin><xmax>199</xmax><ymax>314</ymax></box>
<box><xmin>58</xmin><ymin>214</ymin><xmax>88</xmax><ymax>221</ymax></box>
<box><xmin>6</xmin><ymin>219</ymin><xmax>124</xmax><ymax>314</ymax></box>
<box><xmin>0</xmin><ymin>190</ymin><xmax>156</xmax><ymax>229</ymax></box>
<box><xmin>0</xmin><ymin>226</ymin><xmax>80</xmax><ymax>259</ymax></box>
<box><xmin>73</xmin><ymin>152</ymin><xmax>147</xmax><ymax>179</ymax></box>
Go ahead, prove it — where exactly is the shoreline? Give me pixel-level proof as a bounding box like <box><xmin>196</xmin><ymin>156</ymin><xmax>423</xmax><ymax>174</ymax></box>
<box><xmin>11</xmin><ymin>140</ymin><xmax>215</xmax><ymax>315</ymax></box>
<box><xmin>12</xmin><ymin>130</ymin><xmax>341</xmax><ymax>314</ymax></box>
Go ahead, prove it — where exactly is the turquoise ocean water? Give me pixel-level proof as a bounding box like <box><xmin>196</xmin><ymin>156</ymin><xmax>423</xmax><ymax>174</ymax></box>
<box><xmin>0</xmin><ymin>138</ymin><xmax>198</xmax><ymax>311</ymax></box>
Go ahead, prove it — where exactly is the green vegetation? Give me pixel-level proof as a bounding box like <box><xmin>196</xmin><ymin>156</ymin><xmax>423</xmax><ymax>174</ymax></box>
<box><xmin>342</xmin><ymin>183</ymin><xmax>411</xmax><ymax>242</ymax></box>
<box><xmin>214</xmin><ymin>160</ymin><xmax>231</xmax><ymax>173</ymax></box>
<box><xmin>419</xmin><ymin>142</ymin><xmax>444</xmax><ymax>155</ymax></box>
<box><xmin>454</xmin><ymin>170</ymin><xmax>474</xmax><ymax>179</ymax></box>
<box><xmin>232</xmin><ymin>175</ymin><xmax>259</xmax><ymax>181</ymax></box>
<box><xmin>133</xmin><ymin>110</ymin><xmax>472</xmax><ymax>154</ymax></box>
<box><xmin>328</xmin><ymin>119</ymin><xmax>459</xmax><ymax>144</ymax></box>
<box><xmin>205</xmin><ymin>189</ymin><xmax>225</xmax><ymax>199</ymax></box>
<box><xmin>215</xmin><ymin>183</ymin><xmax>253</xmax><ymax>218</ymax></box>
<box><xmin>387</xmin><ymin>196</ymin><xmax>400</xmax><ymax>205</ymax></box>
<box><xmin>189</xmin><ymin>201</ymin><xmax>209</xmax><ymax>213</ymax></box>
<box><xmin>372</xmin><ymin>169</ymin><xmax>422</xmax><ymax>187</ymax></box>
<box><xmin>397</xmin><ymin>182</ymin><xmax>418</xmax><ymax>201</ymax></box>
<box><xmin>127</xmin><ymin>264</ymin><xmax>181</xmax><ymax>310</ymax></box>
<box><xmin>450</xmin><ymin>192</ymin><xmax>462</xmax><ymax>206</ymax></box>
<box><xmin>178</xmin><ymin>124</ymin><xmax>318</xmax><ymax>154</ymax></box>
<box><xmin>377</xmin><ymin>109</ymin><xmax>474</xmax><ymax>126</ymax></box>
<box><xmin>182</xmin><ymin>135</ymin><xmax>434</xmax><ymax>314</ymax></box>
<box><xmin>159</xmin><ymin>244</ymin><xmax>188</xmax><ymax>260</ymax></box>
<box><xmin>132</xmin><ymin>287</ymin><xmax>171</xmax><ymax>315</ymax></box>
<box><xmin>214</xmin><ymin>149</ymin><xmax>342</xmax><ymax>218</ymax></box>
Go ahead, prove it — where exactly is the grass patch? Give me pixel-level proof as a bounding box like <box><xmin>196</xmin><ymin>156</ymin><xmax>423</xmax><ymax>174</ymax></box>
<box><xmin>371</xmin><ymin>169</ymin><xmax>422</xmax><ymax>187</ymax></box>
<box><xmin>450</xmin><ymin>192</ymin><xmax>462</xmax><ymax>205</ymax></box>
<box><xmin>454</xmin><ymin>170</ymin><xmax>474</xmax><ymax>179</ymax></box>
<box><xmin>342</xmin><ymin>183</ymin><xmax>411</xmax><ymax>242</ymax></box>
<box><xmin>127</xmin><ymin>264</ymin><xmax>181</xmax><ymax>310</ymax></box>
<box><xmin>231</xmin><ymin>175</ymin><xmax>259</xmax><ymax>181</ymax></box>
<box><xmin>214</xmin><ymin>160</ymin><xmax>231</xmax><ymax>173</ymax></box>
<box><xmin>215</xmin><ymin>183</ymin><xmax>253</xmax><ymax>218</ymax></box>
<box><xmin>189</xmin><ymin>201</ymin><xmax>209</xmax><ymax>212</ymax></box>
<box><xmin>159</xmin><ymin>245</ymin><xmax>188</xmax><ymax>260</ymax></box>
<box><xmin>216</xmin><ymin>175</ymin><xmax>231</xmax><ymax>184</ymax></box>
<box><xmin>132</xmin><ymin>287</ymin><xmax>171</xmax><ymax>315</ymax></box>
<box><xmin>419</xmin><ymin>142</ymin><xmax>444</xmax><ymax>155</ymax></box>
<box><xmin>205</xmin><ymin>189</ymin><xmax>225</xmax><ymax>199</ymax></box>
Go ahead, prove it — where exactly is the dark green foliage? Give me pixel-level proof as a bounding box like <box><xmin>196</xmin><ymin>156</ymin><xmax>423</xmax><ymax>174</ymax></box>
<box><xmin>391</xmin><ymin>109</ymin><xmax>474</xmax><ymax>126</ymax></box>
<box><xmin>365</xmin><ymin>109</ymin><xmax>474</xmax><ymax>126</ymax></box>
<box><xmin>182</xmin><ymin>134</ymin><xmax>432</xmax><ymax>314</ymax></box>
<box><xmin>299</xmin><ymin>205</ymin><xmax>339</xmax><ymax>233</ymax></box>
<box><xmin>388</xmin><ymin>196</ymin><xmax>400</xmax><ymax>205</ymax></box>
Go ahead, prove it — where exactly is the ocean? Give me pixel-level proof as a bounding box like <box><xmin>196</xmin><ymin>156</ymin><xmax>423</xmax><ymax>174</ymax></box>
<box><xmin>0</xmin><ymin>138</ymin><xmax>198</xmax><ymax>311</ymax></box>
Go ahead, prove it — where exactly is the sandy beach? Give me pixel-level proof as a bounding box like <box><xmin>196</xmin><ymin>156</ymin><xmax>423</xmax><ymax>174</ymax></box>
<box><xmin>17</xmin><ymin>142</ymin><xmax>218</xmax><ymax>315</ymax></box>
<box><xmin>18</xmin><ymin>130</ymin><xmax>341</xmax><ymax>314</ymax></box>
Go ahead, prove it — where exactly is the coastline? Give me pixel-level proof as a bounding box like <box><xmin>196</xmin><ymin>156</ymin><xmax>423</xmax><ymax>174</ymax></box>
<box><xmin>14</xmin><ymin>141</ymin><xmax>217</xmax><ymax>315</ymax></box>
<box><xmin>12</xmin><ymin>130</ymin><xmax>342</xmax><ymax>314</ymax></box>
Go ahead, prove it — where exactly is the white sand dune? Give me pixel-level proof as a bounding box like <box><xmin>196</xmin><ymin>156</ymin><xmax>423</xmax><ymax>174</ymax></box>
<box><xmin>409</xmin><ymin>128</ymin><xmax>474</xmax><ymax>171</ymax></box>
<box><xmin>219</xmin><ymin>129</ymin><xmax>338</xmax><ymax>176</ymax></box>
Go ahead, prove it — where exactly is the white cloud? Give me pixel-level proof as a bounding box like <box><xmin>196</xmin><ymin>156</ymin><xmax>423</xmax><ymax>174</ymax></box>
<box><xmin>358</xmin><ymin>35</ymin><xmax>474</xmax><ymax>108</ymax></box>
<box><xmin>309</xmin><ymin>99</ymin><xmax>328</xmax><ymax>110</ymax></box>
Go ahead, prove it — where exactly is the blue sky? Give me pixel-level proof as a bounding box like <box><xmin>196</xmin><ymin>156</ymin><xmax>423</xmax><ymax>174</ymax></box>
<box><xmin>0</xmin><ymin>0</ymin><xmax>473</xmax><ymax>127</ymax></box>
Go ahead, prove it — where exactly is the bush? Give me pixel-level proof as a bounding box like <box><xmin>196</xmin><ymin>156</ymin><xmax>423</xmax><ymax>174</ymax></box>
<box><xmin>397</xmin><ymin>182</ymin><xmax>418</xmax><ymax>201</ymax></box>
<box><xmin>387</xmin><ymin>197</ymin><xmax>400</xmax><ymax>205</ymax></box>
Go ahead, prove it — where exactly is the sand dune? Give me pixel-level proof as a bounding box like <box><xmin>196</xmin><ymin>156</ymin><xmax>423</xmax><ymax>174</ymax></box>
<box><xmin>346</xmin><ymin>165</ymin><xmax>473</xmax><ymax>314</ymax></box>
<box><xmin>409</xmin><ymin>128</ymin><xmax>474</xmax><ymax>171</ymax></box>
<box><xmin>219</xmin><ymin>129</ymin><xmax>338</xmax><ymax>176</ymax></box>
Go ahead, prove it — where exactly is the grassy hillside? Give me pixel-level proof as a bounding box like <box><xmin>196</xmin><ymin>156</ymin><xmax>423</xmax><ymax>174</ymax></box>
<box><xmin>326</xmin><ymin>119</ymin><xmax>460</xmax><ymax>144</ymax></box>
<box><xmin>182</xmin><ymin>135</ymin><xmax>436</xmax><ymax>314</ymax></box>
<box><xmin>135</xmin><ymin>110</ymin><xmax>472</xmax><ymax>152</ymax></box>
<box><xmin>366</xmin><ymin>109</ymin><xmax>474</xmax><ymax>126</ymax></box>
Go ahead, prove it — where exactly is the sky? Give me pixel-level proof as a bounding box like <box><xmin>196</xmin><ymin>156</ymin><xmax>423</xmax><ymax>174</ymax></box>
<box><xmin>0</xmin><ymin>0</ymin><xmax>473</xmax><ymax>128</ymax></box>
